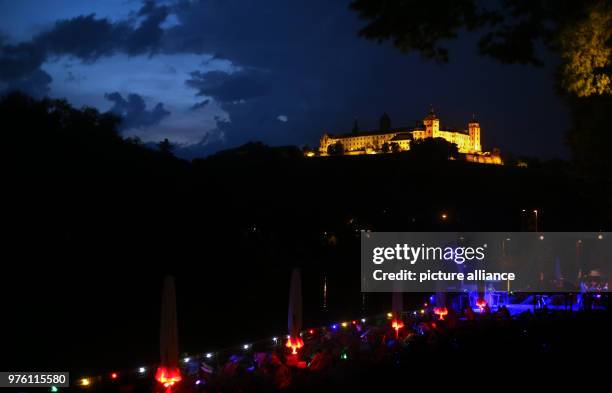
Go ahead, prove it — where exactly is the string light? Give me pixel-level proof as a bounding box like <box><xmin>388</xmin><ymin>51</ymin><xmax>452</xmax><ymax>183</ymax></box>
<box><xmin>65</xmin><ymin>311</ymin><xmax>444</xmax><ymax>385</ymax></box>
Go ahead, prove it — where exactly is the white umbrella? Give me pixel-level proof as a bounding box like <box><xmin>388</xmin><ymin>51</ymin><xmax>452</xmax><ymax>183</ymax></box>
<box><xmin>287</xmin><ymin>268</ymin><xmax>303</xmax><ymax>355</ymax></box>
<box><xmin>288</xmin><ymin>268</ymin><xmax>302</xmax><ymax>337</ymax></box>
<box><xmin>156</xmin><ymin>276</ymin><xmax>181</xmax><ymax>391</ymax></box>
<box><xmin>160</xmin><ymin>276</ymin><xmax>179</xmax><ymax>368</ymax></box>
<box><xmin>391</xmin><ymin>291</ymin><xmax>403</xmax><ymax>316</ymax></box>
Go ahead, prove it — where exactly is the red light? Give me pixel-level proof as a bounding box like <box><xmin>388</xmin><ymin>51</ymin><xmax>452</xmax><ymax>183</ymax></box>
<box><xmin>352</xmin><ymin>320</ymin><xmax>356</xmax><ymax>325</ymax></box>
<box><xmin>110</xmin><ymin>372</ymin><xmax>118</xmax><ymax>380</ymax></box>
<box><xmin>476</xmin><ymin>298</ymin><xmax>487</xmax><ymax>311</ymax></box>
<box><xmin>308</xmin><ymin>329</ymin><xmax>314</xmax><ymax>334</ymax></box>
<box><xmin>391</xmin><ymin>320</ymin><xmax>404</xmax><ymax>339</ymax></box>
<box><xmin>433</xmin><ymin>307</ymin><xmax>448</xmax><ymax>320</ymax></box>
<box><xmin>285</xmin><ymin>336</ymin><xmax>304</xmax><ymax>355</ymax></box>
<box><xmin>155</xmin><ymin>367</ymin><xmax>182</xmax><ymax>390</ymax></box>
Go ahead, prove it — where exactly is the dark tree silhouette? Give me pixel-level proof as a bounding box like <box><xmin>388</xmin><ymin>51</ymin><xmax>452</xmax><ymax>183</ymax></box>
<box><xmin>379</xmin><ymin>113</ymin><xmax>391</xmax><ymax>132</ymax></box>
<box><xmin>350</xmin><ymin>0</ymin><xmax>601</xmax><ymax>66</ymax></box>
<box><xmin>381</xmin><ymin>142</ymin><xmax>390</xmax><ymax>153</ymax></box>
<box><xmin>2</xmin><ymin>91</ymin><xmax>182</xmax><ymax>177</ymax></box>
<box><xmin>327</xmin><ymin>141</ymin><xmax>345</xmax><ymax>156</ymax></box>
<box><xmin>158</xmin><ymin>138</ymin><xmax>175</xmax><ymax>155</ymax></box>
<box><xmin>409</xmin><ymin>137</ymin><xmax>459</xmax><ymax>161</ymax></box>
<box><xmin>352</xmin><ymin>119</ymin><xmax>360</xmax><ymax>133</ymax></box>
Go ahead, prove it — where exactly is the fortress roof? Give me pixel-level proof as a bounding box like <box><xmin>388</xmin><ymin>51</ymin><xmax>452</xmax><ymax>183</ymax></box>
<box><xmin>390</xmin><ymin>133</ymin><xmax>413</xmax><ymax>141</ymax></box>
<box><xmin>329</xmin><ymin>127</ymin><xmax>415</xmax><ymax>138</ymax></box>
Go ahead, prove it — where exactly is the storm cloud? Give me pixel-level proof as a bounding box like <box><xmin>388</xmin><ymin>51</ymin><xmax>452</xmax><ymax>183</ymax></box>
<box><xmin>105</xmin><ymin>92</ymin><xmax>170</xmax><ymax>130</ymax></box>
<box><xmin>185</xmin><ymin>69</ymin><xmax>270</xmax><ymax>104</ymax></box>
<box><xmin>0</xmin><ymin>0</ymin><xmax>169</xmax><ymax>97</ymax></box>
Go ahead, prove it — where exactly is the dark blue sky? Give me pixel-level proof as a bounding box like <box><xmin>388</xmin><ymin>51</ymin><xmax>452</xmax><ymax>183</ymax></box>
<box><xmin>0</xmin><ymin>0</ymin><xmax>570</xmax><ymax>158</ymax></box>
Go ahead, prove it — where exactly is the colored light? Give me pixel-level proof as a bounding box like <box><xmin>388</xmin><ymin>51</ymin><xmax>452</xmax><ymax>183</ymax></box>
<box><xmin>308</xmin><ymin>329</ymin><xmax>314</xmax><ymax>334</ymax></box>
<box><xmin>195</xmin><ymin>380</ymin><xmax>202</xmax><ymax>385</ymax></box>
<box><xmin>391</xmin><ymin>320</ymin><xmax>404</xmax><ymax>339</ymax></box>
<box><xmin>420</xmin><ymin>309</ymin><xmax>425</xmax><ymax>314</ymax></box>
<box><xmin>138</xmin><ymin>367</ymin><xmax>146</xmax><ymax>374</ymax></box>
<box><xmin>361</xmin><ymin>318</ymin><xmax>366</xmax><ymax>323</ymax></box>
<box><xmin>80</xmin><ymin>378</ymin><xmax>90</xmax><ymax>387</ymax></box>
<box><xmin>50</xmin><ymin>386</ymin><xmax>58</xmax><ymax>393</ymax></box>
<box><xmin>110</xmin><ymin>372</ymin><xmax>118</xmax><ymax>380</ymax></box>
<box><xmin>285</xmin><ymin>336</ymin><xmax>304</xmax><ymax>355</ymax></box>
<box><xmin>155</xmin><ymin>366</ymin><xmax>182</xmax><ymax>388</ymax></box>
<box><xmin>331</xmin><ymin>324</ymin><xmax>338</xmax><ymax>330</ymax></box>
<box><xmin>340</xmin><ymin>351</ymin><xmax>348</xmax><ymax>360</ymax></box>
<box><xmin>206</xmin><ymin>353</ymin><xmax>213</xmax><ymax>358</ymax></box>
<box><xmin>476</xmin><ymin>298</ymin><xmax>487</xmax><ymax>311</ymax></box>
<box><xmin>433</xmin><ymin>307</ymin><xmax>448</xmax><ymax>320</ymax></box>
<box><xmin>183</xmin><ymin>357</ymin><xmax>191</xmax><ymax>363</ymax></box>
<box><xmin>386</xmin><ymin>312</ymin><xmax>393</xmax><ymax>318</ymax></box>
<box><xmin>341</xmin><ymin>322</ymin><xmax>348</xmax><ymax>328</ymax></box>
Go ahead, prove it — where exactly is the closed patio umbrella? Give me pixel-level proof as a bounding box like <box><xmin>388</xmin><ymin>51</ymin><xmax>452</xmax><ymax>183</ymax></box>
<box><xmin>155</xmin><ymin>276</ymin><xmax>182</xmax><ymax>392</ymax></box>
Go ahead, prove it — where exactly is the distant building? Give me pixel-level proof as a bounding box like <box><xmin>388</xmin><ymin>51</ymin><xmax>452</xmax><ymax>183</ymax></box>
<box><xmin>318</xmin><ymin>108</ymin><xmax>502</xmax><ymax>165</ymax></box>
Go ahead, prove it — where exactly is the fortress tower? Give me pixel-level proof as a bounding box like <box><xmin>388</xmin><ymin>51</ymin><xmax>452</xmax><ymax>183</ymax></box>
<box><xmin>423</xmin><ymin>106</ymin><xmax>440</xmax><ymax>138</ymax></box>
<box><xmin>468</xmin><ymin>115</ymin><xmax>481</xmax><ymax>152</ymax></box>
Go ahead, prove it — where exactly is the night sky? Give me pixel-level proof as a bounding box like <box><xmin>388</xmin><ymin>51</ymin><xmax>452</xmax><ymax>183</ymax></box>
<box><xmin>0</xmin><ymin>0</ymin><xmax>570</xmax><ymax>159</ymax></box>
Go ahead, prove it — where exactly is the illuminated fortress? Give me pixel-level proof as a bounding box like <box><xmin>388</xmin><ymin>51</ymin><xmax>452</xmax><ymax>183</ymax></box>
<box><xmin>318</xmin><ymin>109</ymin><xmax>502</xmax><ymax>164</ymax></box>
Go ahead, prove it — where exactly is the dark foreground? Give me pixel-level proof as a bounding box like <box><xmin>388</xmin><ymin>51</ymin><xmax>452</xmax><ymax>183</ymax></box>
<box><xmin>64</xmin><ymin>308</ymin><xmax>610</xmax><ymax>393</ymax></box>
